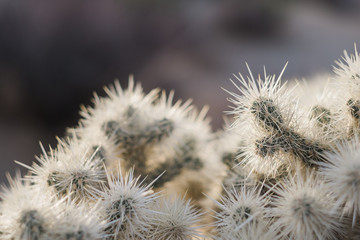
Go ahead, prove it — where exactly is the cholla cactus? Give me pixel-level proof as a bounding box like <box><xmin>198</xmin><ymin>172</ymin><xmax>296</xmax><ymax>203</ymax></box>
<box><xmin>268</xmin><ymin>170</ymin><xmax>340</xmax><ymax>239</ymax></box>
<box><xmin>97</xmin><ymin>167</ymin><xmax>158</xmax><ymax>239</ymax></box>
<box><xmin>0</xmin><ymin>173</ymin><xmax>58</xmax><ymax>240</ymax></box>
<box><xmin>72</xmin><ymin>77</ymin><xmax>225</xmax><ymax>210</ymax></box>
<box><xmin>3</xmin><ymin>44</ymin><xmax>360</xmax><ymax>239</ymax></box>
<box><xmin>227</xmin><ymin>64</ymin><xmax>329</xmax><ymax>176</ymax></box>
<box><xmin>48</xmin><ymin>201</ymin><xmax>105</xmax><ymax>240</ymax></box>
<box><xmin>20</xmin><ymin>138</ymin><xmax>107</xmax><ymax>201</ymax></box>
<box><xmin>211</xmin><ymin>185</ymin><xmax>270</xmax><ymax>238</ymax></box>
<box><xmin>144</xmin><ymin>195</ymin><xmax>203</xmax><ymax>240</ymax></box>
<box><xmin>319</xmin><ymin>137</ymin><xmax>360</xmax><ymax>226</ymax></box>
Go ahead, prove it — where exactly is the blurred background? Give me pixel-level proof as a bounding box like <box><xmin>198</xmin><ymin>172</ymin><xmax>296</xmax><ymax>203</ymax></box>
<box><xmin>1</xmin><ymin>0</ymin><xmax>360</xmax><ymax>183</ymax></box>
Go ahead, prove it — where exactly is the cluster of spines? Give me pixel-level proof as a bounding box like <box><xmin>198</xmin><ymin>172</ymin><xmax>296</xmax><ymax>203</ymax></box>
<box><xmin>0</xmin><ymin>172</ymin><xmax>105</xmax><ymax>240</ymax></box>
<box><xmin>0</xmin><ymin>163</ymin><xmax>204</xmax><ymax>240</ymax></box>
<box><xmin>71</xmin><ymin>78</ymin><xmax>224</xmax><ymax>208</ymax></box>
<box><xmin>0</xmin><ymin>80</ymin><xmax>213</xmax><ymax>239</ymax></box>
<box><xmin>218</xmin><ymin>45</ymin><xmax>360</xmax><ymax>239</ymax></box>
<box><xmin>230</xmin><ymin>64</ymin><xmax>329</xmax><ymax>173</ymax></box>
<box><xmin>3</xmin><ymin>45</ymin><xmax>360</xmax><ymax>239</ymax></box>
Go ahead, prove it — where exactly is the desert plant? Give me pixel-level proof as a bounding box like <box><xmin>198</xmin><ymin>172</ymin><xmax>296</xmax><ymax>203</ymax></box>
<box><xmin>2</xmin><ymin>45</ymin><xmax>360</xmax><ymax>240</ymax></box>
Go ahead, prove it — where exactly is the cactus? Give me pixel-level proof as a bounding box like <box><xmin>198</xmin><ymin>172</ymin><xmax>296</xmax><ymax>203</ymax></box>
<box><xmin>2</xmin><ymin>45</ymin><xmax>360</xmax><ymax>239</ymax></box>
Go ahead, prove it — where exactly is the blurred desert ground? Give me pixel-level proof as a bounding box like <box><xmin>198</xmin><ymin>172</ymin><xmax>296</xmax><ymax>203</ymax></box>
<box><xmin>1</xmin><ymin>0</ymin><xmax>360</xmax><ymax>183</ymax></box>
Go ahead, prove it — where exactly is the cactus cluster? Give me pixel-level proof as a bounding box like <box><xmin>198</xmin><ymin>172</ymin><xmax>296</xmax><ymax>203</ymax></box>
<box><xmin>2</xmin><ymin>45</ymin><xmax>360</xmax><ymax>239</ymax></box>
